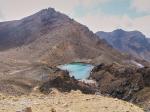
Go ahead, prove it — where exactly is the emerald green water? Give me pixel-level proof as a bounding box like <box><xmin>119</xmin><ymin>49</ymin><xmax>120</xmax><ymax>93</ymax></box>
<box><xmin>58</xmin><ymin>63</ymin><xmax>94</xmax><ymax>79</ymax></box>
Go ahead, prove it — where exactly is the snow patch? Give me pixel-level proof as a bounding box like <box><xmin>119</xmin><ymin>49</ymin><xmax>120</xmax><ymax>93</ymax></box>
<box><xmin>131</xmin><ymin>60</ymin><xmax>144</xmax><ymax>68</ymax></box>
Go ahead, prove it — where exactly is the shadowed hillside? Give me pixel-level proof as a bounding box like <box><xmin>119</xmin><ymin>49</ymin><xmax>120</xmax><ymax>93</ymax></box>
<box><xmin>96</xmin><ymin>29</ymin><xmax>150</xmax><ymax>62</ymax></box>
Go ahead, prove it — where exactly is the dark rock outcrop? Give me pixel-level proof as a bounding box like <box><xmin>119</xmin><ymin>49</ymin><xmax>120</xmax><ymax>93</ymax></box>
<box><xmin>39</xmin><ymin>68</ymin><xmax>97</xmax><ymax>94</ymax></box>
<box><xmin>90</xmin><ymin>63</ymin><xmax>150</xmax><ymax>110</ymax></box>
<box><xmin>90</xmin><ymin>63</ymin><xmax>145</xmax><ymax>100</ymax></box>
<box><xmin>137</xmin><ymin>67</ymin><xmax>150</xmax><ymax>87</ymax></box>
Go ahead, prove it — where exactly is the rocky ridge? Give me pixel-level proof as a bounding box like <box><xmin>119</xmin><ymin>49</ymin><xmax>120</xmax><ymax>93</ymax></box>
<box><xmin>96</xmin><ymin>29</ymin><xmax>150</xmax><ymax>62</ymax></box>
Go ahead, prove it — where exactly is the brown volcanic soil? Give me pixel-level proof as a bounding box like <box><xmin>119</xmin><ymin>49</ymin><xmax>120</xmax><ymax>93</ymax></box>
<box><xmin>0</xmin><ymin>90</ymin><xmax>144</xmax><ymax>112</ymax></box>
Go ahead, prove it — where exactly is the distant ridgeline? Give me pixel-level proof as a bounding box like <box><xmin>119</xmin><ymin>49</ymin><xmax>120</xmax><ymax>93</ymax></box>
<box><xmin>96</xmin><ymin>29</ymin><xmax>150</xmax><ymax>62</ymax></box>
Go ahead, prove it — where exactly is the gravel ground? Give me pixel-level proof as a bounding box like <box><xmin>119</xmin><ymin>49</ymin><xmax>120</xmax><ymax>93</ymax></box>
<box><xmin>0</xmin><ymin>89</ymin><xmax>144</xmax><ymax>112</ymax></box>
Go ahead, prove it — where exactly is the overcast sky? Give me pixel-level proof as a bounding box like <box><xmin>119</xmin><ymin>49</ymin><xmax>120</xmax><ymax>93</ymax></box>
<box><xmin>0</xmin><ymin>0</ymin><xmax>150</xmax><ymax>37</ymax></box>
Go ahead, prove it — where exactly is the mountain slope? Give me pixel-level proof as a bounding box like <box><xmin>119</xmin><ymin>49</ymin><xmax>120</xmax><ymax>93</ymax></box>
<box><xmin>0</xmin><ymin>8</ymin><xmax>128</xmax><ymax>66</ymax></box>
<box><xmin>148</xmin><ymin>38</ymin><xmax>150</xmax><ymax>43</ymax></box>
<box><xmin>0</xmin><ymin>8</ymin><xmax>133</xmax><ymax>95</ymax></box>
<box><xmin>96</xmin><ymin>29</ymin><xmax>150</xmax><ymax>61</ymax></box>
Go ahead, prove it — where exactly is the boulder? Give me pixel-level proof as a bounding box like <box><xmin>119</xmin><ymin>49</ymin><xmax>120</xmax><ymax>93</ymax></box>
<box><xmin>16</xmin><ymin>107</ymin><xmax>32</xmax><ymax>112</ymax></box>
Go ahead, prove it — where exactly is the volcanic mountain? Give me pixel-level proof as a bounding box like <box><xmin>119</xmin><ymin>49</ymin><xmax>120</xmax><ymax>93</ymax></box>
<box><xmin>0</xmin><ymin>8</ymin><xmax>128</xmax><ymax>66</ymax></box>
<box><xmin>0</xmin><ymin>8</ymin><xmax>144</xmax><ymax>95</ymax></box>
<box><xmin>96</xmin><ymin>29</ymin><xmax>150</xmax><ymax>62</ymax></box>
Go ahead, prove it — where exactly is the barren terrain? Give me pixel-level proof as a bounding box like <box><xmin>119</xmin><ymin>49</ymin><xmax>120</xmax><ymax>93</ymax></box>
<box><xmin>0</xmin><ymin>89</ymin><xmax>144</xmax><ymax>112</ymax></box>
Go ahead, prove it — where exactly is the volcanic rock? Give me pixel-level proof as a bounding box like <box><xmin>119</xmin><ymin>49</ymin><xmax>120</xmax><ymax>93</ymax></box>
<box><xmin>39</xmin><ymin>68</ymin><xmax>97</xmax><ymax>94</ymax></box>
<box><xmin>90</xmin><ymin>63</ymin><xmax>145</xmax><ymax>100</ymax></box>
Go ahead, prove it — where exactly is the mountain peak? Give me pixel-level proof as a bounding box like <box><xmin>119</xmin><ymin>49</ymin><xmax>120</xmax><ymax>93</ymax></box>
<box><xmin>39</xmin><ymin>7</ymin><xmax>56</xmax><ymax>15</ymax></box>
<box><xmin>113</xmin><ymin>29</ymin><xmax>145</xmax><ymax>37</ymax></box>
<box><xmin>23</xmin><ymin>7</ymin><xmax>70</xmax><ymax>24</ymax></box>
<box><xmin>114</xmin><ymin>29</ymin><xmax>125</xmax><ymax>32</ymax></box>
<box><xmin>34</xmin><ymin>7</ymin><xmax>59</xmax><ymax>19</ymax></box>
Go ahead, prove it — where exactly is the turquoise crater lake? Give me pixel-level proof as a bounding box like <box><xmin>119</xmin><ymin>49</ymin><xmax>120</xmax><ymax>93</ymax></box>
<box><xmin>58</xmin><ymin>63</ymin><xmax>94</xmax><ymax>79</ymax></box>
